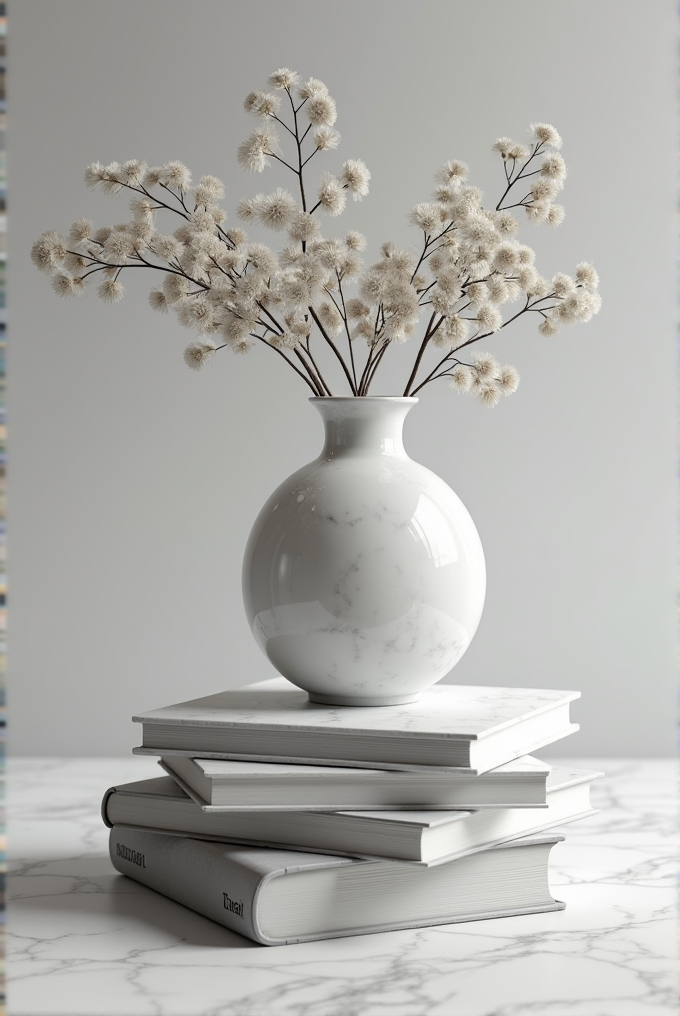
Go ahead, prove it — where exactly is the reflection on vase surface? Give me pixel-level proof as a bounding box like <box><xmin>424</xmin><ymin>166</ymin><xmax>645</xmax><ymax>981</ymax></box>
<box><xmin>243</xmin><ymin>398</ymin><xmax>486</xmax><ymax>706</ymax></box>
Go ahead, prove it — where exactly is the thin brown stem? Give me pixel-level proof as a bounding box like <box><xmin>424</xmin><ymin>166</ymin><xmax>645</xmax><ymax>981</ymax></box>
<box><xmin>402</xmin><ymin>312</ymin><xmax>438</xmax><ymax>396</ymax></box>
<box><xmin>308</xmin><ymin>305</ymin><xmax>357</xmax><ymax>394</ymax></box>
<box><xmin>302</xmin><ymin>337</ymin><xmax>333</xmax><ymax>396</ymax></box>
<box><xmin>253</xmin><ymin>335</ymin><xmax>320</xmax><ymax>394</ymax></box>
<box><xmin>294</xmin><ymin>347</ymin><xmax>328</xmax><ymax>395</ymax></box>
<box><xmin>495</xmin><ymin>142</ymin><xmax>545</xmax><ymax>212</ymax></box>
<box><xmin>334</xmin><ymin>276</ymin><xmax>358</xmax><ymax>392</ymax></box>
<box><xmin>363</xmin><ymin>340</ymin><xmax>391</xmax><ymax>395</ymax></box>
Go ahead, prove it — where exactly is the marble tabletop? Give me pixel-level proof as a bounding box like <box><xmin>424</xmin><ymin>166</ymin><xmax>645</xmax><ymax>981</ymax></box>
<box><xmin>7</xmin><ymin>756</ymin><xmax>678</xmax><ymax>1016</ymax></box>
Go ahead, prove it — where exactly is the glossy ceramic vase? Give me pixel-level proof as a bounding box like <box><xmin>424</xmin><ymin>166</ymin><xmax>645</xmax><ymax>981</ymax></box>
<box><xmin>242</xmin><ymin>397</ymin><xmax>486</xmax><ymax>706</ymax></box>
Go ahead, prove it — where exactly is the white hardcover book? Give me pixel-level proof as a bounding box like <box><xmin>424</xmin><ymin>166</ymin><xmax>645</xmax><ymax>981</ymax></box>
<box><xmin>109</xmin><ymin>827</ymin><xmax>566</xmax><ymax>945</ymax></box>
<box><xmin>159</xmin><ymin>754</ymin><xmax>552</xmax><ymax>810</ymax></box>
<box><xmin>103</xmin><ymin>766</ymin><xmax>601</xmax><ymax>866</ymax></box>
<box><xmin>133</xmin><ymin>677</ymin><xmax>579</xmax><ymax>773</ymax></box>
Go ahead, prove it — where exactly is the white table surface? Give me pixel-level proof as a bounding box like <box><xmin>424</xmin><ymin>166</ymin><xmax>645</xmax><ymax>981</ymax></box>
<box><xmin>7</xmin><ymin>757</ymin><xmax>678</xmax><ymax>1016</ymax></box>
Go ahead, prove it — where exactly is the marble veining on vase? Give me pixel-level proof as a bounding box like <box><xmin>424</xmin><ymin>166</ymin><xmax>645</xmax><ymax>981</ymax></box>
<box><xmin>242</xmin><ymin>398</ymin><xmax>486</xmax><ymax>705</ymax></box>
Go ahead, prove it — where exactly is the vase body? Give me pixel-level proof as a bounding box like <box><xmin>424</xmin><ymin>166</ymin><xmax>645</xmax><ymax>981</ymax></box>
<box><xmin>242</xmin><ymin>397</ymin><xmax>486</xmax><ymax>706</ymax></box>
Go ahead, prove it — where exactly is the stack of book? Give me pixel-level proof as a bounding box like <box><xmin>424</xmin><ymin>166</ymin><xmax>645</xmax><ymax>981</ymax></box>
<box><xmin>104</xmin><ymin>677</ymin><xmax>601</xmax><ymax>945</ymax></box>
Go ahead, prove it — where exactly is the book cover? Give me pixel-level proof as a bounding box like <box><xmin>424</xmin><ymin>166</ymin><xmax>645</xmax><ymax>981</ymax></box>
<box><xmin>159</xmin><ymin>753</ymin><xmax>552</xmax><ymax>810</ymax></box>
<box><xmin>133</xmin><ymin>677</ymin><xmax>579</xmax><ymax>773</ymax></box>
<box><xmin>102</xmin><ymin>767</ymin><xmax>600</xmax><ymax>865</ymax></box>
<box><xmin>109</xmin><ymin>826</ymin><xmax>565</xmax><ymax>945</ymax></box>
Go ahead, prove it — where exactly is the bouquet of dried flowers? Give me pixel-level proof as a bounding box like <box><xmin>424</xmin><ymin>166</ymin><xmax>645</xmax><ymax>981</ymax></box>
<box><xmin>32</xmin><ymin>67</ymin><xmax>600</xmax><ymax>405</ymax></box>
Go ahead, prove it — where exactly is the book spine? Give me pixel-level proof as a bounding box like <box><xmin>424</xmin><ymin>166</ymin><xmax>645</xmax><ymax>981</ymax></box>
<box><xmin>108</xmin><ymin>826</ymin><xmax>266</xmax><ymax>944</ymax></box>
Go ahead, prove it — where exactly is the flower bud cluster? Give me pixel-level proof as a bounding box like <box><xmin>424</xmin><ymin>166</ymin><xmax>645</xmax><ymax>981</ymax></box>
<box><xmin>31</xmin><ymin>72</ymin><xmax>599</xmax><ymax>403</ymax></box>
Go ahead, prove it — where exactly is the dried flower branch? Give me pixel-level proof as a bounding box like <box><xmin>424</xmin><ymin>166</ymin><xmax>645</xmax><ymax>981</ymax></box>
<box><xmin>32</xmin><ymin>67</ymin><xmax>600</xmax><ymax>407</ymax></box>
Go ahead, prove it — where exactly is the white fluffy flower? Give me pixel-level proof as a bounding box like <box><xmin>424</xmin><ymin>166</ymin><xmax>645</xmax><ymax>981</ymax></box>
<box><xmin>268</xmin><ymin>67</ymin><xmax>300</xmax><ymax>89</ymax></box>
<box><xmin>558</xmin><ymin>290</ymin><xmax>602</xmax><ymax>323</ymax></box>
<box><xmin>194</xmin><ymin>175</ymin><xmax>225</xmax><ymax>205</ymax></box>
<box><xmin>31</xmin><ymin>231</ymin><xmax>67</xmax><ymax>273</ymax></box>
<box><xmin>149</xmin><ymin>289</ymin><xmax>168</xmax><ymax>313</ymax></box>
<box><xmin>345</xmin><ymin>298</ymin><xmax>370</xmax><ymax>319</ymax></box>
<box><xmin>237</xmin><ymin>127</ymin><xmax>279</xmax><ymax>173</ymax></box>
<box><xmin>102</xmin><ymin>231</ymin><xmax>136</xmax><ymax>263</ymax></box>
<box><xmin>184</xmin><ymin>341</ymin><xmax>217</xmax><ymax>370</ymax></box>
<box><xmin>68</xmin><ymin>218</ymin><xmax>93</xmax><ymax>246</ymax></box>
<box><xmin>409</xmin><ymin>203</ymin><xmax>440</xmax><ymax>233</ymax></box>
<box><xmin>517</xmin><ymin>266</ymin><xmax>538</xmax><ymax>291</ymax></box>
<box><xmin>288</xmin><ymin>211</ymin><xmax>321</xmax><ymax>243</ymax></box>
<box><xmin>92</xmin><ymin>226</ymin><xmax>112</xmax><ymax>246</ymax></box>
<box><xmin>498</xmin><ymin>364</ymin><xmax>520</xmax><ymax>394</ymax></box>
<box><xmin>306</xmin><ymin>93</ymin><xmax>337</xmax><ymax>127</ymax></box>
<box><xmin>119</xmin><ymin>159</ymin><xmax>147</xmax><ymax>185</ymax></box>
<box><xmin>472</xmin><ymin>353</ymin><xmax>499</xmax><ymax>379</ymax></box>
<box><xmin>530</xmin><ymin>178</ymin><xmax>561</xmax><ymax>202</ymax></box>
<box><xmin>455</xmin><ymin>185</ymin><xmax>483</xmax><ymax>215</ymax></box>
<box><xmin>97</xmin><ymin>278</ymin><xmax>124</xmax><ymax>303</ymax></box>
<box><xmin>476</xmin><ymin>304</ymin><xmax>503</xmax><ymax>332</ymax></box>
<box><xmin>338</xmin><ymin>251</ymin><xmax>363</xmax><ymax>279</ymax></box>
<box><xmin>130</xmin><ymin>195</ymin><xmax>157</xmax><ymax>222</ymax></box>
<box><xmin>529</xmin><ymin>123</ymin><xmax>562</xmax><ymax>149</ymax></box>
<box><xmin>97</xmin><ymin>162</ymin><xmax>124</xmax><ymax>195</ymax></box>
<box><xmin>475</xmin><ymin>379</ymin><xmax>502</xmax><ymax>407</ymax></box>
<box><xmin>449</xmin><ymin>364</ymin><xmax>473</xmax><ymax>391</ymax></box>
<box><xmin>493</xmin><ymin>211</ymin><xmax>519</xmax><ymax>237</ymax></box>
<box><xmin>253</xmin><ymin>188</ymin><xmax>298</xmax><ymax>231</ymax></box>
<box><xmin>486</xmin><ymin>276</ymin><xmax>511</xmax><ymax>304</ymax></box>
<box><xmin>344</xmin><ymin>230</ymin><xmax>366</xmax><ymax>251</ymax></box>
<box><xmin>460</xmin><ymin>214</ymin><xmax>497</xmax><ymax>248</ymax></box>
<box><xmin>430</xmin><ymin>288</ymin><xmax>456</xmax><ymax>315</ymax></box>
<box><xmin>84</xmin><ymin>161</ymin><xmax>107</xmax><ymax>188</ymax></box>
<box><xmin>515</xmin><ymin>244</ymin><xmax>535</xmax><ymax>266</ymax></box>
<box><xmin>538</xmin><ymin>315</ymin><xmax>559</xmax><ymax>335</ymax></box>
<box><xmin>353</xmin><ymin>318</ymin><xmax>375</xmax><ymax>343</ymax></box>
<box><xmin>526</xmin><ymin>274</ymin><xmax>551</xmax><ymax>298</ymax></box>
<box><xmin>466</xmin><ymin>256</ymin><xmax>490</xmax><ymax>280</ymax></box>
<box><xmin>244</xmin><ymin>90</ymin><xmax>281</xmax><ymax>117</ymax></box>
<box><xmin>317</xmin><ymin>301</ymin><xmax>343</xmax><ymax>335</ymax></box>
<box><xmin>546</xmin><ymin>204</ymin><xmax>565</xmax><ymax>227</ymax></box>
<box><xmin>245</xmin><ymin>242</ymin><xmax>278</xmax><ymax>276</ymax></box>
<box><xmin>493</xmin><ymin>137</ymin><xmax>519</xmax><ymax>160</ymax></box>
<box><xmin>64</xmin><ymin>251</ymin><xmax>88</xmax><ymax>274</ymax></box>
<box><xmin>142</xmin><ymin>166</ymin><xmax>164</xmax><ymax>187</ymax></box>
<box><xmin>541</xmin><ymin>152</ymin><xmax>567</xmax><ymax>181</ymax></box>
<box><xmin>298</xmin><ymin>77</ymin><xmax>328</xmax><ymax>100</ymax></box>
<box><xmin>467</xmin><ymin>281</ymin><xmax>489</xmax><ymax>307</ymax></box>
<box><xmin>551</xmin><ymin>273</ymin><xmax>575</xmax><ymax>297</ymax></box>
<box><xmin>340</xmin><ymin>160</ymin><xmax>371</xmax><ymax>200</ymax></box>
<box><xmin>435</xmin><ymin>160</ymin><xmax>468</xmax><ymax>185</ymax></box>
<box><xmin>492</xmin><ymin>244</ymin><xmax>519</xmax><ymax>272</ymax></box>
<box><xmin>437</xmin><ymin>315</ymin><xmax>469</xmax><ymax>349</ymax></box>
<box><xmin>163</xmin><ymin>273</ymin><xmax>191</xmax><ymax>304</ymax></box>
<box><xmin>162</xmin><ymin>161</ymin><xmax>192</xmax><ymax>191</ymax></box>
<box><xmin>314</xmin><ymin>127</ymin><xmax>341</xmax><ymax>151</ymax></box>
<box><xmin>575</xmin><ymin>261</ymin><xmax>599</xmax><ymax>290</ymax></box>
<box><xmin>51</xmin><ymin>272</ymin><xmax>82</xmax><ymax>297</ymax></box>
<box><xmin>153</xmin><ymin>234</ymin><xmax>184</xmax><ymax>261</ymax></box>
<box><xmin>525</xmin><ymin>202</ymin><xmax>550</xmax><ymax>223</ymax></box>
<box><xmin>317</xmin><ymin>173</ymin><xmax>346</xmax><ymax>216</ymax></box>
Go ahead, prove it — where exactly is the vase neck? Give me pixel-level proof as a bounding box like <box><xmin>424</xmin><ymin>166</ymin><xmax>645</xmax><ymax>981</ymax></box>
<box><xmin>311</xmin><ymin>397</ymin><xmax>417</xmax><ymax>458</ymax></box>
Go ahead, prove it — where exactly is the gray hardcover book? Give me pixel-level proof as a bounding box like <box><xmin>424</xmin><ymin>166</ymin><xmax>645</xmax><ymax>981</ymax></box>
<box><xmin>104</xmin><ymin>766</ymin><xmax>600</xmax><ymax>866</ymax></box>
<box><xmin>158</xmin><ymin>753</ymin><xmax>552</xmax><ymax>810</ymax></box>
<box><xmin>133</xmin><ymin>676</ymin><xmax>579</xmax><ymax>773</ymax></box>
<box><xmin>109</xmin><ymin>826</ymin><xmax>566</xmax><ymax>945</ymax></box>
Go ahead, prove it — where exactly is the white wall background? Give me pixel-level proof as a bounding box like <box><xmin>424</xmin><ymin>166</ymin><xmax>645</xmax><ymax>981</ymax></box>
<box><xmin>9</xmin><ymin>0</ymin><xmax>677</xmax><ymax>756</ymax></box>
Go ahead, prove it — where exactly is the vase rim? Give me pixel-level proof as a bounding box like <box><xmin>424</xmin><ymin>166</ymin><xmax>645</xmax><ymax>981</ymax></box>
<box><xmin>309</xmin><ymin>396</ymin><xmax>418</xmax><ymax>403</ymax></box>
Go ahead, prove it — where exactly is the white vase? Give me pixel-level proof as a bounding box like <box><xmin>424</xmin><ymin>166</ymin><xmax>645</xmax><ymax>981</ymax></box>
<box><xmin>242</xmin><ymin>397</ymin><xmax>486</xmax><ymax>706</ymax></box>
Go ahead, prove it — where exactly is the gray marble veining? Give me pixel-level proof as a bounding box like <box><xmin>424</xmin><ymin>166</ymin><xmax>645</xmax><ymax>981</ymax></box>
<box><xmin>8</xmin><ymin>757</ymin><xmax>678</xmax><ymax>1016</ymax></box>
